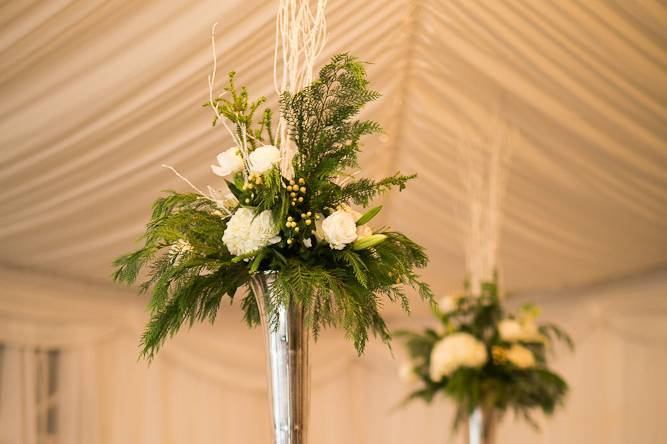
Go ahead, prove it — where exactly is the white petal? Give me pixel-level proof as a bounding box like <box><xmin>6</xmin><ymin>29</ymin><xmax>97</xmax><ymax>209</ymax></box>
<box><xmin>211</xmin><ymin>164</ymin><xmax>230</xmax><ymax>177</ymax></box>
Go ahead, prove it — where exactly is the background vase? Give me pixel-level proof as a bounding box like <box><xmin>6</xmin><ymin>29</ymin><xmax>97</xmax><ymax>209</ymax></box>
<box><xmin>465</xmin><ymin>405</ymin><xmax>497</xmax><ymax>444</ymax></box>
<box><xmin>250</xmin><ymin>273</ymin><xmax>311</xmax><ymax>444</ymax></box>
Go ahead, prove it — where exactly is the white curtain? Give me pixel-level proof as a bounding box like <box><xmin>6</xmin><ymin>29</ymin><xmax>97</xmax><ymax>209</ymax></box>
<box><xmin>1</xmin><ymin>265</ymin><xmax>666</xmax><ymax>444</ymax></box>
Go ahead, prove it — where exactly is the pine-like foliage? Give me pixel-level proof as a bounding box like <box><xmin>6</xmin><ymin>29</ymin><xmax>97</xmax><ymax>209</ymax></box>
<box><xmin>113</xmin><ymin>54</ymin><xmax>433</xmax><ymax>359</ymax></box>
<box><xmin>397</xmin><ymin>280</ymin><xmax>573</xmax><ymax>430</ymax></box>
<box><xmin>281</xmin><ymin>53</ymin><xmax>415</xmax><ymax>209</ymax></box>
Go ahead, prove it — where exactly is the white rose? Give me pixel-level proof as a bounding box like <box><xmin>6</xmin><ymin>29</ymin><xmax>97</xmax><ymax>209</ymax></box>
<box><xmin>429</xmin><ymin>332</ymin><xmax>487</xmax><ymax>381</ymax></box>
<box><xmin>499</xmin><ymin>319</ymin><xmax>543</xmax><ymax>342</ymax></box>
<box><xmin>303</xmin><ymin>238</ymin><xmax>312</xmax><ymax>248</ymax></box>
<box><xmin>222</xmin><ymin>208</ymin><xmax>280</xmax><ymax>256</ymax></box>
<box><xmin>211</xmin><ymin>147</ymin><xmax>244</xmax><ymax>177</ymax></box>
<box><xmin>322</xmin><ymin>210</ymin><xmax>358</xmax><ymax>250</ymax></box>
<box><xmin>398</xmin><ymin>362</ymin><xmax>419</xmax><ymax>384</ymax></box>
<box><xmin>248</xmin><ymin>145</ymin><xmax>280</xmax><ymax>174</ymax></box>
<box><xmin>339</xmin><ymin>204</ymin><xmax>373</xmax><ymax>237</ymax></box>
<box><xmin>505</xmin><ymin>344</ymin><xmax>535</xmax><ymax>368</ymax></box>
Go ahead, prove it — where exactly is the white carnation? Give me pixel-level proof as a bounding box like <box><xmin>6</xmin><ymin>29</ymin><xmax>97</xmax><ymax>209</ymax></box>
<box><xmin>222</xmin><ymin>208</ymin><xmax>280</xmax><ymax>256</ymax></box>
<box><xmin>505</xmin><ymin>344</ymin><xmax>535</xmax><ymax>368</ymax></box>
<box><xmin>498</xmin><ymin>319</ymin><xmax>543</xmax><ymax>342</ymax></box>
<box><xmin>248</xmin><ymin>145</ymin><xmax>280</xmax><ymax>174</ymax></box>
<box><xmin>211</xmin><ymin>147</ymin><xmax>244</xmax><ymax>177</ymax></box>
<box><xmin>429</xmin><ymin>332</ymin><xmax>487</xmax><ymax>381</ymax></box>
<box><xmin>322</xmin><ymin>210</ymin><xmax>358</xmax><ymax>250</ymax></box>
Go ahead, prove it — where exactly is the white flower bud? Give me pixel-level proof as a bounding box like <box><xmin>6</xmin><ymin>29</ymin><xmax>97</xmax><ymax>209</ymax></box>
<box><xmin>248</xmin><ymin>145</ymin><xmax>281</xmax><ymax>174</ymax></box>
<box><xmin>211</xmin><ymin>147</ymin><xmax>243</xmax><ymax>177</ymax></box>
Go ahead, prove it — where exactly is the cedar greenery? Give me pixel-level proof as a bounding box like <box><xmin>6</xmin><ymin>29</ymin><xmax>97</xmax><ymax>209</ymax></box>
<box><xmin>113</xmin><ymin>54</ymin><xmax>432</xmax><ymax>360</ymax></box>
<box><xmin>397</xmin><ymin>279</ymin><xmax>573</xmax><ymax>430</ymax></box>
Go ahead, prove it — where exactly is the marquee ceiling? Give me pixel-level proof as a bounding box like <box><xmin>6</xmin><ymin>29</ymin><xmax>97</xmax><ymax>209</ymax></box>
<box><xmin>1</xmin><ymin>0</ymin><xmax>666</xmax><ymax>308</ymax></box>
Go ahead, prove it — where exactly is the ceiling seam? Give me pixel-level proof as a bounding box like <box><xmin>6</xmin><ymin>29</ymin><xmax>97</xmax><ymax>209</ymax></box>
<box><xmin>378</xmin><ymin>0</ymin><xmax>422</xmax><ymax>222</ymax></box>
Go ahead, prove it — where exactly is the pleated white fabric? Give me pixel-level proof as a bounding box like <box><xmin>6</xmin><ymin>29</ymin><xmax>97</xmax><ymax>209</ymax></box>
<box><xmin>0</xmin><ymin>0</ymin><xmax>664</xmax><ymax>299</ymax></box>
<box><xmin>1</xmin><ymin>265</ymin><xmax>667</xmax><ymax>444</ymax></box>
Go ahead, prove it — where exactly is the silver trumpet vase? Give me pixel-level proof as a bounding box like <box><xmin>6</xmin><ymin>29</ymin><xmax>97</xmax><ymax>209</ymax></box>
<box><xmin>250</xmin><ymin>273</ymin><xmax>310</xmax><ymax>444</ymax></box>
<box><xmin>466</xmin><ymin>405</ymin><xmax>497</xmax><ymax>444</ymax></box>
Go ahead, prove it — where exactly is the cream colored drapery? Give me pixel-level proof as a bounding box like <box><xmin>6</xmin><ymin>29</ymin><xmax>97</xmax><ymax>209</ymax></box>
<box><xmin>0</xmin><ymin>0</ymin><xmax>664</xmax><ymax>296</ymax></box>
<box><xmin>1</xmin><ymin>265</ymin><xmax>667</xmax><ymax>444</ymax></box>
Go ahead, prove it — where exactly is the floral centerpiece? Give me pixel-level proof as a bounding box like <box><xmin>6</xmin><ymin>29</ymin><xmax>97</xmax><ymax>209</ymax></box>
<box><xmin>113</xmin><ymin>53</ymin><xmax>431</xmax><ymax>358</ymax></box>
<box><xmin>398</xmin><ymin>278</ymin><xmax>572</xmax><ymax>443</ymax></box>
<box><xmin>112</xmin><ymin>52</ymin><xmax>432</xmax><ymax>442</ymax></box>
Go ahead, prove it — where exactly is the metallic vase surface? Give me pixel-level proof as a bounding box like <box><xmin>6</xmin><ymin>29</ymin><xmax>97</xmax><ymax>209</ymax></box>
<box><xmin>250</xmin><ymin>273</ymin><xmax>310</xmax><ymax>444</ymax></box>
<box><xmin>466</xmin><ymin>406</ymin><xmax>497</xmax><ymax>444</ymax></box>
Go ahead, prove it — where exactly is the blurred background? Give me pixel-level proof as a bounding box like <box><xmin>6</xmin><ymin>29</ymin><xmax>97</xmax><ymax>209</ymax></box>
<box><xmin>1</xmin><ymin>0</ymin><xmax>666</xmax><ymax>443</ymax></box>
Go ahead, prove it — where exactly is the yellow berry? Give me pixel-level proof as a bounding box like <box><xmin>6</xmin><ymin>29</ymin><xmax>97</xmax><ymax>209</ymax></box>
<box><xmin>307</xmin><ymin>211</ymin><xmax>312</xmax><ymax>217</ymax></box>
<box><xmin>287</xmin><ymin>216</ymin><xmax>293</xmax><ymax>222</ymax></box>
<box><xmin>245</xmin><ymin>198</ymin><xmax>250</xmax><ymax>203</ymax></box>
<box><xmin>294</xmin><ymin>227</ymin><xmax>300</xmax><ymax>233</ymax></box>
<box><xmin>291</xmin><ymin>202</ymin><xmax>296</xmax><ymax>206</ymax></box>
<box><xmin>289</xmin><ymin>180</ymin><xmax>295</xmax><ymax>185</ymax></box>
<box><xmin>298</xmin><ymin>197</ymin><xmax>304</xmax><ymax>202</ymax></box>
<box><xmin>300</xmin><ymin>186</ymin><xmax>306</xmax><ymax>193</ymax></box>
<box><xmin>298</xmin><ymin>178</ymin><xmax>305</xmax><ymax>184</ymax></box>
<box><xmin>305</xmin><ymin>219</ymin><xmax>312</xmax><ymax>225</ymax></box>
<box><xmin>290</xmin><ymin>192</ymin><xmax>296</xmax><ymax>198</ymax></box>
<box><xmin>315</xmin><ymin>214</ymin><xmax>321</xmax><ymax>219</ymax></box>
<box><xmin>301</xmin><ymin>213</ymin><xmax>307</xmax><ymax>218</ymax></box>
<box><xmin>286</xmin><ymin>185</ymin><xmax>292</xmax><ymax>191</ymax></box>
<box><xmin>287</xmin><ymin>239</ymin><xmax>293</xmax><ymax>245</ymax></box>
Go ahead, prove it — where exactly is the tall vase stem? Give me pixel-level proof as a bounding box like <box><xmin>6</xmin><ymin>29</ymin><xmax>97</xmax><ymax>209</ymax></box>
<box><xmin>466</xmin><ymin>405</ymin><xmax>497</xmax><ymax>444</ymax></box>
<box><xmin>250</xmin><ymin>273</ymin><xmax>310</xmax><ymax>444</ymax></box>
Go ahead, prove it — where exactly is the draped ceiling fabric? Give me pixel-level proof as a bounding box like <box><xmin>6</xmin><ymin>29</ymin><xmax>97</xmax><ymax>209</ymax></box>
<box><xmin>0</xmin><ymin>0</ymin><xmax>666</xmax><ymax>443</ymax></box>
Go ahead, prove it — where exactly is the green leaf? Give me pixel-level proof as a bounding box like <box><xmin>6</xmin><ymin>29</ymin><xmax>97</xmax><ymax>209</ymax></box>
<box><xmin>356</xmin><ymin>205</ymin><xmax>382</xmax><ymax>226</ymax></box>
<box><xmin>249</xmin><ymin>249</ymin><xmax>268</xmax><ymax>274</ymax></box>
<box><xmin>351</xmin><ymin>234</ymin><xmax>387</xmax><ymax>250</ymax></box>
<box><xmin>225</xmin><ymin>180</ymin><xmax>244</xmax><ymax>200</ymax></box>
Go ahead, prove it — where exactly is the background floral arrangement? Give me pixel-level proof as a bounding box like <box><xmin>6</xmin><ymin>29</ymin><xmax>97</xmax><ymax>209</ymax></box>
<box><xmin>112</xmin><ymin>53</ymin><xmax>432</xmax><ymax>359</ymax></box>
<box><xmin>398</xmin><ymin>278</ymin><xmax>573</xmax><ymax>429</ymax></box>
